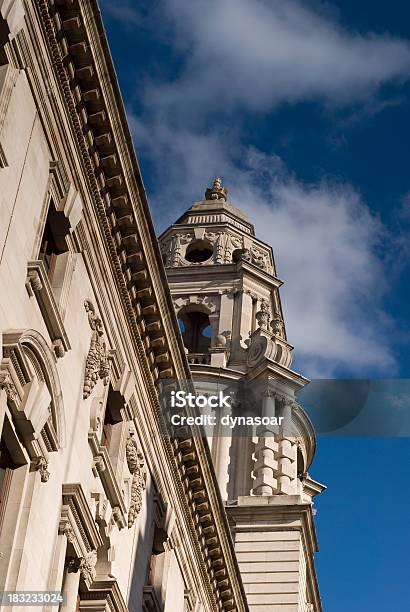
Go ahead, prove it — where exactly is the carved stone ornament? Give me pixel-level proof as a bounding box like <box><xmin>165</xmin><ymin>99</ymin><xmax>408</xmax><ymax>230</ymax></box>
<box><xmin>79</xmin><ymin>550</ymin><xmax>98</xmax><ymax>583</ymax></box>
<box><xmin>205</xmin><ymin>177</ymin><xmax>228</xmax><ymax>201</ymax></box>
<box><xmin>255</xmin><ymin>300</ymin><xmax>270</xmax><ymax>330</ymax></box>
<box><xmin>52</xmin><ymin>338</ymin><xmax>65</xmax><ymax>359</ymax></box>
<box><xmin>83</xmin><ymin>300</ymin><xmax>110</xmax><ymax>399</ymax></box>
<box><xmin>27</xmin><ymin>269</ymin><xmax>43</xmax><ymax>291</ymax></box>
<box><xmin>34</xmin><ymin>456</ymin><xmax>50</xmax><ymax>482</ymax></box>
<box><xmin>125</xmin><ymin>432</ymin><xmax>147</xmax><ymax>528</ymax></box>
<box><xmin>64</xmin><ymin>525</ymin><xmax>76</xmax><ymax>544</ymax></box>
<box><xmin>250</xmin><ymin>247</ymin><xmax>268</xmax><ymax>270</ymax></box>
<box><xmin>246</xmin><ymin>335</ymin><xmax>268</xmax><ymax>368</ymax></box>
<box><xmin>270</xmin><ymin>314</ymin><xmax>284</xmax><ymax>337</ymax></box>
<box><xmin>0</xmin><ymin>371</ymin><xmax>18</xmax><ymax>402</ymax></box>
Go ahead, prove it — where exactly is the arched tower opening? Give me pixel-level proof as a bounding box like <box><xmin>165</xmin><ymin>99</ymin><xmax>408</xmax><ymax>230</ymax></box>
<box><xmin>185</xmin><ymin>239</ymin><xmax>213</xmax><ymax>263</ymax></box>
<box><xmin>178</xmin><ymin>307</ymin><xmax>211</xmax><ymax>356</ymax></box>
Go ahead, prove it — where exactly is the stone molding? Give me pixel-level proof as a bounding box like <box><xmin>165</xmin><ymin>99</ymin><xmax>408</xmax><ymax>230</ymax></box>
<box><xmin>79</xmin><ymin>578</ymin><xmax>128</xmax><ymax>612</ymax></box>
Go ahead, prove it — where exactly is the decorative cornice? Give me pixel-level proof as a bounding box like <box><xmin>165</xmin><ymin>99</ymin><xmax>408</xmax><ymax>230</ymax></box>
<box><xmin>59</xmin><ymin>483</ymin><xmax>104</xmax><ymax>558</ymax></box>
<box><xmin>35</xmin><ymin>2</ymin><xmax>248</xmax><ymax>609</ymax></box>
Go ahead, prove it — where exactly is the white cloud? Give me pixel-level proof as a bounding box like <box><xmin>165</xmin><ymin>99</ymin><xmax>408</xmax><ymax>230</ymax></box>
<box><xmin>132</xmin><ymin>118</ymin><xmax>396</xmax><ymax>376</ymax></box>
<box><xmin>143</xmin><ymin>0</ymin><xmax>410</xmax><ymax>117</ymax></box>
<box><xmin>121</xmin><ymin>0</ymin><xmax>409</xmax><ymax>376</ymax></box>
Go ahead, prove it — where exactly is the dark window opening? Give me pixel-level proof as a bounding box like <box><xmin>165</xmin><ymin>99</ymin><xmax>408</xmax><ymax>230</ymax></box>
<box><xmin>185</xmin><ymin>240</ymin><xmax>213</xmax><ymax>263</ymax></box>
<box><xmin>39</xmin><ymin>203</ymin><xmax>70</xmax><ymax>282</ymax></box>
<box><xmin>0</xmin><ymin>422</ymin><xmax>18</xmax><ymax>534</ymax></box>
<box><xmin>146</xmin><ymin>522</ymin><xmax>168</xmax><ymax>595</ymax></box>
<box><xmin>0</xmin><ymin>16</ymin><xmax>10</xmax><ymax>66</ymax></box>
<box><xmin>101</xmin><ymin>386</ymin><xmax>123</xmax><ymax>450</ymax></box>
<box><xmin>297</xmin><ymin>447</ymin><xmax>305</xmax><ymax>478</ymax></box>
<box><xmin>178</xmin><ymin>310</ymin><xmax>211</xmax><ymax>354</ymax></box>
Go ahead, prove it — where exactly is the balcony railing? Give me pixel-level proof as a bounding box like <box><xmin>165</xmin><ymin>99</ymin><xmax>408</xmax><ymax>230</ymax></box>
<box><xmin>187</xmin><ymin>353</ymin><xmax>211</xmax><ymax>365</ymax></box>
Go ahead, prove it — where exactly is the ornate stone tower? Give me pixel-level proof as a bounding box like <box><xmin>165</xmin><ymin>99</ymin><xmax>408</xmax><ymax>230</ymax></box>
<box><xmin>159</xmin><ymin>178</ymin><xmax>325</xmax><ymax>611</ymax></box>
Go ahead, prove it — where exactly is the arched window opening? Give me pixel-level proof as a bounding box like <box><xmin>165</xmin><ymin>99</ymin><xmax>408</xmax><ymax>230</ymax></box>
<box><xmin>297</xmin><ymin>447</ymin><xmax>305</xmax><ymax>478</ymax></box>
<box><xmin>178</xmin><ymin>310</ymin><xmax>211</xmax><ymax>355</ymax></box>
<box><xmin>185</xmin><ymin>240</ymin><xmax>213</xmax><ymax>263</ymax></box>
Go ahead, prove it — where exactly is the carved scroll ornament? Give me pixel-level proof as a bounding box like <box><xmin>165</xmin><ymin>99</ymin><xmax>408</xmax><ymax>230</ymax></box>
<box><xmin>83</xmin><ymin>300</ymin><xmax>110</xmax><ymax>399</ymax></box>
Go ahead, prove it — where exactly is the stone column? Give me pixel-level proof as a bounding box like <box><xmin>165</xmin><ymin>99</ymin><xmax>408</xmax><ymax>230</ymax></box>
<box><xmin>231</xmin><ymin>290</ymin><xmax>253</xmax><ymax>360</ymax></box>
<box><xmin>277</xmin><ymin>398</ymin><xmax>297</xmax><ymax>495</ymax></box>
<box><xmin>218</xmin><ymin>292</ymin><xmax>234</xmax><ymax>337</ymax></box>
<box><xmin>213</xmin><ymin>402</ymin><xmax>232</xmax><ymax>501</ymax></box>
<box><xmin>252</xmin><ymin>389</ymin><xmax>279</xmax><ymax>496</ymax></box>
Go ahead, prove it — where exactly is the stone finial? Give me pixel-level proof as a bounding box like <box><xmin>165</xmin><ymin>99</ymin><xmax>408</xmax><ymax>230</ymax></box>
<box><xmin>205</xmin><ymin>177</ymin><xmax>228</xmax><ymax>202</ymax></box>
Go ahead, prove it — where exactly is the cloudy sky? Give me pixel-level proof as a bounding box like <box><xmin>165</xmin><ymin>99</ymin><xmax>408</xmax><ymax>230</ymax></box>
<box><xmin>99</xmin><ymin>1</ymin><xmax>410</xmax><ymax>609</ymax></box>
<box><xmin>101</xmin><ymin>0</ymin><xmax>410</xmax><ymax>380</ymax></box>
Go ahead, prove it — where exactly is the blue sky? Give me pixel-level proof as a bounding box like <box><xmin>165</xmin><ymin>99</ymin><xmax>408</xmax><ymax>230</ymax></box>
<box><xmin>99</xmin><ymin>1</ymin><xmax>410</xmax><ymax>609</ymax></box>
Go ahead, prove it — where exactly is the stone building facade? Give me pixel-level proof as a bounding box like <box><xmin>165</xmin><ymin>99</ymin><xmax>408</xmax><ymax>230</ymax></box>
<box><xmin>0</xmin><ymin>1</ymin><xmax>248</xmax><ymax>611</ymax></box>
<box><xmin>159</xmin><ymin>179</ymin><xmax>325</xmax><ymax>611</ymax></box>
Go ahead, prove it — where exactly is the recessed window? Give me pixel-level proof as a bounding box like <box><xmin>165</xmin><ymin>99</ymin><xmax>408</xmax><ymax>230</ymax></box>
<box><xmin>185</xmin><ymin>240</ymin><xmax>213</xmax><ymax>263</ymax></box>
<box><xmin>101</xmin><ymin>385</ymin><xmax>123</xmax><ymax>451</ymax></box>
<box><xmin>39</xmin><ymin>202</ymin><xmax>70</xmax><ymax>282</ymax></box>
<box><xmin>0</xmin><ymin>15</ymin><xmax>9</xmax><ymax>66</ymax></box>
<box><xmin>0</xmin><ymin>434</ymin><xmax>15</xmax><ymax>532</ymax></box>
<box><xmin>178</xmin><ymin>310</ymin><xmax>211</xmax><ymax>354</ymax></box>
